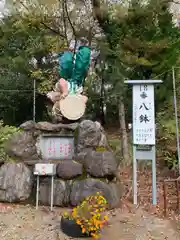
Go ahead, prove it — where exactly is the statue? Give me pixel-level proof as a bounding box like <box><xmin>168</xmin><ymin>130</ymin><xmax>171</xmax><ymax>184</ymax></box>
<box><xmin>47</xmin><ymin>38</ymin><xmax>91</xmax><ymax>121</ymax></box>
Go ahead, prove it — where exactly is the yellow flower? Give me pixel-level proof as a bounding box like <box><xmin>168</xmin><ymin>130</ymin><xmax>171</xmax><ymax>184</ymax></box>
<box><xmin>91</xmin><ymin>232</ymin><xmax>100</xmax><ymax>239</ymax></box>
<box><xmin>104</xmin><ymin>215</ymin><xmax>108</xmax><ymax>221</ymax></box>
<box><xmin>99</xmin><ymin>223</ymin><xmax>103</xmax><ymax>229</ymax></box>
<box><xmin>63</xmin><ymin>212</ymin><xmax>69</xmax><ymax>217</ymax></box>
<box><xmin>76</xmin><ymin>220</ymin><xmax>81</xmax><ymax>225</ymax></box>
<box><xmin>69</xmin><ymin>193</ymin><xmax>108</xmax><ymax>237</ymax></box>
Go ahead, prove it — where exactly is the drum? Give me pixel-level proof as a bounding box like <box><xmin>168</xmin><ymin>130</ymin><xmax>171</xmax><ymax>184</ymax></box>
<box><xmin>59</xmin><ymin>94</ymin><xmax>86</xmax><ymax>120</ymax></box>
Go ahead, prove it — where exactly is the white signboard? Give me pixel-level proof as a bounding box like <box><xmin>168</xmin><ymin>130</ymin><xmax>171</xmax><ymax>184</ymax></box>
<box><xmin>34</xmin><ymin>163</ymin><xmax>56</xmax><ymax>176</ymax></box>
<box><xmin>133</xmin><ymin>84</ymin><xmax>155</xmax><ymax>145</ymax></box>
<box><xmin>39</xmin><ymin>136</ymin><xmax>74</xmax><ymax>160</ymax></box>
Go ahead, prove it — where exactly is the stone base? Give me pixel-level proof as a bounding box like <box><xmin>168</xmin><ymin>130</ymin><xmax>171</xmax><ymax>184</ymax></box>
<box><xmin>2</xmin><ymin>120</ymin><xmax>123</xmax><ymax>208</ymax></box>
<box><xmin>38</xmin><ymin>178</ymin><xmax>71</xmax><ymax>206</ymax></box>
<box><xmin>38</xmin><ymin>178</ymin><xmax>122</xmax><ymax>209</ymax></box>
<box><xmin>0</xmin><ymin>162</ymin><xmax>33</xmax><ymax>203</ymax></box>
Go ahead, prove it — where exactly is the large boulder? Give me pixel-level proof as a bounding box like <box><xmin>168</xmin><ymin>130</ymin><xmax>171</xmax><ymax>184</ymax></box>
<box><xmin>70</xmin><ymin>178</ymin><xmax>122</xmax><ymax>209</ymax></box>
<box><xmin>19</xmin><ymin>120</ymin><xmax>36</xmax><ymax>131</ymax></box>
<box><xmin>39</xmin><ymin>179</ymin><xmax>71</xmax><ymax>206</ymax></box>
<box><xmin>20</xmin><ymin>121</ymin><xmax>40</xmax><ymax>137</ymax></box>
<box><xmin>35</xmin><ymin>122</ymin><xmax>78</xmax><ymax>132</ymax></box>
<box><xmin>4</xmin><ymin>131</ymin><xmax>38</xmax><ymax>162</ymax></box>
<box><xmin>77</xmin><ymin>120</ymin><xmax>109</xmax><ymax>153</ymax></box>
<box><xmin>56</xmin><ymin>161</ymin><xmax>83</xmax><ymax>179</ymax></box>
<box><xmin>83</xmin><ymin>151</ymin><xmax>118</xmax><ymax>177</ymax></box>
<box><xmin>0</xmin><ymin>162</ymin><xmax>33</xmax><ymax>202</ymax></box>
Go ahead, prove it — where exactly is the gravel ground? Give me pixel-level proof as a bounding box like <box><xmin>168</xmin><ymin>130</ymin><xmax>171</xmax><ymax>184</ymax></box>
<box><xmin>0</xmin><ymin>203</ymin><xmax>179</xmax><ymax>240</ymax></box>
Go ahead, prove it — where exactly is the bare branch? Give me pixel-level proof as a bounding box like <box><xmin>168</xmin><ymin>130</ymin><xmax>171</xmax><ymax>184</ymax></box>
<box><xmin>61</xmin><ymin>0</ymin><xmax>69</xmax><ymax>45</ymax></box>
<box><xmin>19</xmin><ymin>0</ymin><xmax>66</xmax><ymax>39</ymax></box>
<box><xmin>64</xmin><ymin>0</ymin><xmax>77</xmax><ymax>38</ymax></box>
<box><xmin>63</xmin><ymin>0</ymin><xmax>78</xmax><ymax>53</ymax></box>
<box><xmin>40</xmin><ymin>22</ymin><xmax>66</xmax><ymax>38</ymax></box>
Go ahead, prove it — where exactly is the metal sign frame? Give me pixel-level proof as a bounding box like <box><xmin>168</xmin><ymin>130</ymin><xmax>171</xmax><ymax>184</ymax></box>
<box><xmin>124</xmin><ymin>80</ymin><xmax>162</xmax><ymax>205</ymax></box>
<box><xmin>34</xmin><ymin>163</ymin><xmax>56</xmax><ymax>211</ymax></box>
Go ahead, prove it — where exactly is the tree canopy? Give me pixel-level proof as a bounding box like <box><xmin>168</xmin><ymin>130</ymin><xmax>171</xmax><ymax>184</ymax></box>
<box><xmin>0</xmin><ymin>0</ymin><xmax>179</xmax><ymax>130</ymax></box>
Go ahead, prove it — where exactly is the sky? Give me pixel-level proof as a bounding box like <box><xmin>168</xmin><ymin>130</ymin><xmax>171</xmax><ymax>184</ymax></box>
<box><xmin>0</xmin><ymin>0</ymin><xmax>5</xmax><ymax>17</ymax></box>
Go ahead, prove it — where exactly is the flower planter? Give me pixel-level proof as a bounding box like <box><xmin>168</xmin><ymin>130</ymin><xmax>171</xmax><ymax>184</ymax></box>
<box><xmin>60</xmin><ymin>217</ymin><xmax>89</xmax><ymax>238</ymax></box>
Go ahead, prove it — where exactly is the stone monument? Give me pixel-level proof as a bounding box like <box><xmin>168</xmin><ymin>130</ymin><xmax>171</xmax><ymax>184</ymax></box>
<box><xmin>0</xmin><ymin>120</ymin><xmax>122</xmax><ymax>208</ymax></box>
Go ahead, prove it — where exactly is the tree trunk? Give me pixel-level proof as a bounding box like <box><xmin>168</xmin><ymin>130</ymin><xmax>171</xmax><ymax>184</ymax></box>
<box><xmin>99</xmin><ymin>64</ymin><xmax>105</xmax><ymax>126</ymax></box>
<box><xmin>118</xmin><ymin>96</ymin><xmax>130</xmax><ymax>166</ymax></box>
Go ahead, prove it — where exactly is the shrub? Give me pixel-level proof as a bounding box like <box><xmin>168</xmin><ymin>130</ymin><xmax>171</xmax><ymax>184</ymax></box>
<box><xmin>63</xmin><ymin>192</ymin><xmax>109</xmax><ymax>239</ymax></box>
<box><xmin>0</xmin><ymin>120</ymin><xmax>20</xmax><ymax>162</ymax></box>
<box><xmin>156</xmin><ymin>119</ymin><xmax>178</xmax><ymax>170</ymax></box>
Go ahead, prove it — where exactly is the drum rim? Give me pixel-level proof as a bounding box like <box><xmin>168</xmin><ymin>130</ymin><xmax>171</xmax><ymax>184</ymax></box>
<box><xmin>59</xmin><ymin>94</ymin><xmax>86</xmax><ymax>120</ymax></box>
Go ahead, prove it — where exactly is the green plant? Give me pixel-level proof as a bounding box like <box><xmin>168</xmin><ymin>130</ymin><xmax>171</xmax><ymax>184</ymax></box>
<box><xmin>0</xmin><ymin>120</ymin><xmax>20</xmax><ymax>162</ymax></box>
<box><xmin>96</xmin><ymin>146</ymin><xmax>106</xmax><ymax>151</ymax></box>
<box><xmin>63</xmin><ymin>192</ymin><xmax>109</xmax><ymax>239</ymax></box>
<box><xmin>156</xmin><ymin>118</ymin><xmax>178</xmax><ymax>169</ymax></box>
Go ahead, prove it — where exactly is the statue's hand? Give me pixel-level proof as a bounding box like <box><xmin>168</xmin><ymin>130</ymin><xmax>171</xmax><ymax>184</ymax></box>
<box><xmin>47</xmin><ymin>91</ymin><xmax>61</xmax><ymax>103</ymax></box>
<box><xmin>60</xmin><ymin>92</ymin><xmax>68</xmax><ymax>100</ymax></box>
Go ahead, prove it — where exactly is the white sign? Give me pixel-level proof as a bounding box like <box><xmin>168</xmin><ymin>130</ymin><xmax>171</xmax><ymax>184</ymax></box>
<box><xmin>39</xmin><ymin>136</ymin><xmax>74</xmax><ymax>160</ymax></box>
<box><xmin>133</xmin><ymin>84</ymin><xmax>155</xmax><ymax>145</ymax></box>
<box><xmin>34</xmin><ymin>163</ymin><xmax>56</xmax><ymax>176</ymax></box>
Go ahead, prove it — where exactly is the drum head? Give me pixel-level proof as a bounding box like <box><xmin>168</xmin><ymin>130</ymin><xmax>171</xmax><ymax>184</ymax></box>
<box><xmin>59</xmin><ymin>94</ymin><xmax>86</xmax><ymax>120</ymax></box>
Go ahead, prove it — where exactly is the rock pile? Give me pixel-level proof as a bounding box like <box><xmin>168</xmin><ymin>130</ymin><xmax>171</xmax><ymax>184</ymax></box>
<box><xmin>0</xmin><ymin>120</ymin><xmax>123</xmax><ymax>209</ymax></box>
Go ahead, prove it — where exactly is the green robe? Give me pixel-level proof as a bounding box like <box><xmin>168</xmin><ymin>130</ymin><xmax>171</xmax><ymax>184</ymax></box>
<box><xmin>59</xmin><ymin>46</ymin><xmax>91</xmax><ymax>92</ymax></box>
<box><xmin>72</xmin><ymin>46</ymin><xmax>91</xmax><ymax>87</ymax></box>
